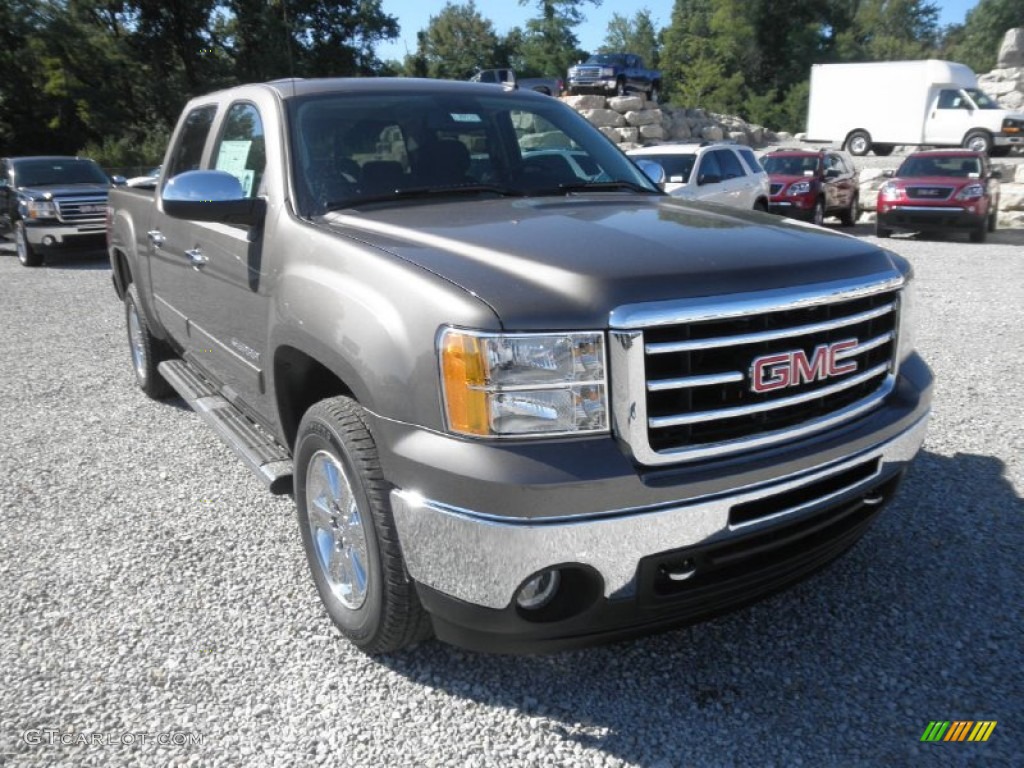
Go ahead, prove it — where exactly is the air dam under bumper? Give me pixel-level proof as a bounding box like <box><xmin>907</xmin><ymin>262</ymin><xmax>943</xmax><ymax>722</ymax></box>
<box><xmin>391</xmin><ymin>412</ymin><xmax>929</xmax><ymax>652</ymax></box>
<box><xmin>25</xmin><ymin>222</ymin><xmax>106</xmax><ymax>250</ymax></box>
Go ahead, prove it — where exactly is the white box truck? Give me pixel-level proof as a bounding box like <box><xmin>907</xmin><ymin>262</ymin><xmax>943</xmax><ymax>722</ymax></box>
<box><xmin>805</xmin><ymin>59</ymin><xmax>1024</xmax><ymax>157</ymax></box>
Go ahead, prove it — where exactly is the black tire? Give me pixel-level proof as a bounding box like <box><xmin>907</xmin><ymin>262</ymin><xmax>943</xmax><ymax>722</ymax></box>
<box><xmin>839</xmin><ymin>195</ymin><xmax>860</xmax><ymax>227</ymax></box>
<box><xmin>845</xmin><ymin>130</ymin><xmax>871</xmax><ymax>156</ymax></box>
<box><xmin>969</xmin><ymin>221</ymin><xmax>987</xmax><ymax>243</ymax></box>
<box><xmin>990</xmin><ymin>146</ymin><xmax>1011</xmax><ymax>157</ymax></box>
<box><xmin>753</xmin><ymin>198</ymin><xmax>768</xmax><ymax>212</ymax></box>
<box><xmin>988</xmin><ymin>209</ymin><xmax>998</xmax><ymax>233</ymax></box>
<box><xmin>875</xmin><ymin>219</ymin><xmax>892</xmax><ymax>239</ymax></box>
<box><xmin>125</xmin><ymin>284</ymin><xmax>174</xmax><ymax>399</ymax></box>
<box><xmin>648</xmin><ymin>83</ymin><xmax>660</xmax><ymax>104</ymax></box>
<box><xmin>872</xmin><ymin>144</ymin><xmax>895</xmax><ymax>157</ymax></box>
<box><xmin>963</xmin><ymin>130</ymin><xmax>992</xmax><ymax>154</ymax></box>
<box><xmin>811</xmin><ymin>198</ymin><xmax>825</xmax><ymax>226</ymax></box>
<box><xmin>295</xmin><ymin>396</ymin><xmax>431</xmax><ymax>654</ymax></box>
<box><xmin>15</xmin><ymin>221</ymin><xmax>43</xmax><ymax>267</ymax></box>
<box><xmin>615</xmin><ymin>78</ymin><xmax>627</xmax><ymax>97</ymax></box>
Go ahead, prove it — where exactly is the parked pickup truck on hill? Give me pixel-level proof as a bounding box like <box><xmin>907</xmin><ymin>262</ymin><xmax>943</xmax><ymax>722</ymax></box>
<box><xmin>108</xmin><ymin>77</ymin><xmax>932</xmax><ymax>654</ymax></box>
<box><xmin>1</xmin><ymin>155</ymin><xmax>116</xmax><ymax>267</ymax></box>
<box><xmin>469</xmin><ymin>68</ymin><xmax>563</xmax><ymax>96</ymax></box>
<box><xmin>567</xmin><ymin>53</ymin><xmax>661</xmax><ymax>101</ymax></box>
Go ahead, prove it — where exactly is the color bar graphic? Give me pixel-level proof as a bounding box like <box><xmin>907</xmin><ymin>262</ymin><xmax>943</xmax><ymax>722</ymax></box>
<box><xmin>920</xmin><ymin>721</ymin><xmax>997</xmax><ymax>742</ymax></box>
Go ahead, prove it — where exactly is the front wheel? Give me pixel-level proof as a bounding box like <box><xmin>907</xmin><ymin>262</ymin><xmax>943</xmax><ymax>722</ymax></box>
<box><xmin>969</xmin><ymin>221</ymin><xmax>987</xmax><ymax>243</ymax></box>
<box><xmin>295</xmin><ymin>396</ymin><xmax>431</xmax><ymax>654</ymax></box>
<box><xmin>845</xmin><ymin>130</ymin><xmax>872</xmax><ymax>156</ymax></box>
<box><xmin>988</xmin><ymin>208</ymin><xmax>998</xmax><ymax>233</ymax></box>
<box><xmin>839</xmin><ymin>195</ymin><xmax>860</xmax><ymax>227</ymax></box>
<box><xmin>963</xmin><ymin>130</ymin><xmax>992</xmax><ymax>154</ymax></box>
<box><xmin>872</xmin><ymin>144</ymin><xmax>895</xmax><ymax>157</ymax></box>
<box><xmin>615</xmin><ymin>79</ymin><xmax>627</xmax><ymax>97</ymax></box>
<box><xmin>875</xmin><ymin>219</ymin><xmax>892</xmax><ymax>239</ymax></box>
<box><xmin>125</xmin><ymin>284</ymin><xmax>174</xmax><ymax>399</ymax></box>
<box><xmin>811</xmin><ymin>198</ymin><xmax>825</xmax><ymax>226</ymax></box>
<box><xmin>648</xmin><ymin>83</ymin><xmax>660</xmax><ymax>104</ymax></box>
<box><xmin>15</xmin><ymin>221</ymin><xmax>42</xmax><ymax>267</ymax></box>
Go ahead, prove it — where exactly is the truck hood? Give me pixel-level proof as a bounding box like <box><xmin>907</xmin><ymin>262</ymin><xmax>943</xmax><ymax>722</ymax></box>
<box><xmin>17</xmin><ymin>183</ymin><xmax>110</xmax><ymax>199</ymax></box>
<box><xmin>322</xmin><ymin>195</ymin><xmax>900</xmax><ymax>329</ymax></box>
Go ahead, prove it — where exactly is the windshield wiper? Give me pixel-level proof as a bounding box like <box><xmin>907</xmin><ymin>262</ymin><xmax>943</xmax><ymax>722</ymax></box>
<box><xmin>323</xmin><ymin>184</ymin><xmax>520</xmax><ymax>211</ymax></box>
<box><xmin>556</xmin><ymin>180</ymin><xmax>658</xmax><ymax>194</ymax></box>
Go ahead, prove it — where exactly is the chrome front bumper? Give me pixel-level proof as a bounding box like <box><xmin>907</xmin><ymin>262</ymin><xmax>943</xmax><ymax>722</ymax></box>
<box><xmin>25</xmin><ymin>222</ymin><xmax>106</xmax><ymax>245</ymax></box>
<box><xmin>391</xmin><ymin>411</ymin><xmax>930</xmax><ymax>610</ymax></box>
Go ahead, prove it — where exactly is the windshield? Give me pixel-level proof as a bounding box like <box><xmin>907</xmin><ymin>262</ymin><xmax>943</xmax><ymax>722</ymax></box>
<box><xmin>965</xmin><ymin>88</ymin><xmax>1001</xmax><ymax>109</ymax></box>
<box><xmin>762</xmin><ymin>155</ymin><xmax>820</xmax><ymax>176</ymax></box>
<box><xmin>635</xmin><ymin>153</ymin><xmax>697</xmax><ymax>183</ymax></box>
<box><xmin>897</xmin><ymin>155</ymin><xmax>982</xmax><ymax>178</ymax></box>
<box><xmin>15</xmin><ymin>159</ymin><xmax>109</xmax><ymax>187</ymax></box>
<box><xmin>584</xmin><ymin>54</ymin><xmax>626</xmax><ymax>66</ymax></box>
<box><xmin>288</xmin><ymin>90</ymin><xmax>658</xmax><ymax>215</ymax></box>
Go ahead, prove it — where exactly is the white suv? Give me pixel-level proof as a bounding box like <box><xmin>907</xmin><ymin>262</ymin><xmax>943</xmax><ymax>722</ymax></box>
<box><xmin>628</xmin><ymin>142</ymin><xmax>769</xmax><ymax>211</ymax></box>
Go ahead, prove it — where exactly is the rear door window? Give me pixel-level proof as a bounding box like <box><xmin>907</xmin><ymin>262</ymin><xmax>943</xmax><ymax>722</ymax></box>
<box><xmin>166</xmin><ymin>106</ymin><xmax>217</xmax><ymax>179</ymax></box>
<box><xmin>716</xmin><ymin>149</ymin><xmax>746</xmax><ymax>179</ymax></box>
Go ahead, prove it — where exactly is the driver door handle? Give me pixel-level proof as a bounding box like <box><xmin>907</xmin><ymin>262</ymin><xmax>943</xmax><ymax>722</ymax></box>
<box><xmin>147</xmin><ymin>230</ymin><xmax>165</xmax><ymax>248</ymax></box>
<box><xmin>185</xmin><ymin>247</ymin><xmax>208</xmax><ymax>268</ymax></box>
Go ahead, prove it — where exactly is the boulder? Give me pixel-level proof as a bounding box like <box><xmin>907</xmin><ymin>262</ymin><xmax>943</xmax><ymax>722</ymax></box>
<box><xmin>727</xmin><ymin>131</ymin><xmax>750</xmax><ymax>145</ymax></box>
<box><xmin>597</xmin><ymin>126</ymin><xmax>620</xmax><ymax>142</ymax></box>
<box><xmin>639</xmin><ymin>124</ymin><xmax>665</xmax><ymax>140</ymax></box>
<box><xmin>624</xmin><ymin>110</ymin><xmax>659</xmax><ymax>127</ymax></box>
<box><xmin>701</xmin><ymin>125</ymin><xmax>725</xmax><ymax>141</ymax></box>
<box><xmin>669</xmin><ymin>122</ymin><xmax>692</xmax><ymax>140</ymax></box>
<box><xmin>561</xmin><ymin>95</ymin><xmax>607</xmax><ymax>110</ymax></box>
<box><xmin>1016</xmin><ymin>164</ymin><xmax>1024</xmax><ymax>184</ymax></box>
<box><xmin>607</xmin><ymin>95</ymin><xmax>644</xmax><ymax>113</ymax></box>
<box><xmin>997</xmin><ymin>28</ymin><xmax>1024</xmax><ymax>69</ymax></box>
<box><xmin>615</xmin><ymin>127</ymin><xmax>640</xmax><ymax>143</ymax></box>
<box><xmin>579</xmin><ymin>109</ymin><xmax>626</xmax><ymax>128</ymax></box>
<box><xmin>999</xmin><ymin>183</ymin><xmax>1024</xmax><ymax>211</ymax></box>
<box><xmin>518</xmin><ymin>131</ymin><xmax>573</xmax><ymax>150</ymax></box>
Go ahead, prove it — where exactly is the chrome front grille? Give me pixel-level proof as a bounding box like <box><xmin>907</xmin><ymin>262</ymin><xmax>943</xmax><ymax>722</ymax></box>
<box><xmin>571</xmin><ymin>66</ymin><xmax>602</xmax><ymax>83</ymax></box>
<box><xmin>54</xmin><ymin>195</ymin><xmax>107</xmax><ymax>224</ymax></box>
<box><xmin>905</xmin><ymin>186</ymin><xmax>954</xmax><ymax>201</ymax></box>
<box><xmin>609</xmin><ymin>273</ymin><xmax>904</xmax><ymax>465</ymax></box>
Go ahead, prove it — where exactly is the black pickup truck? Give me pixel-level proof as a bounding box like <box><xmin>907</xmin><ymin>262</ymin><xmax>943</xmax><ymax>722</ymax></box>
<box><xmin>108</xmin><ymin>77</ymin><xmax>931</xmax><ymax>655</ymax></box>
<box><xmin>1</xmin><ymin>156</ymin><xmax>116</xmax><ymax>267</ymax></box>
<box><xmin>567</xmin><ymin>53</ymin><xmax>662</xmax><ymax>101</ymax></box>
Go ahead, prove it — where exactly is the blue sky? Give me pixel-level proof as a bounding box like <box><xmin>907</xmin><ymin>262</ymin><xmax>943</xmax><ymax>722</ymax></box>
<box><xmin>376</xmin><ymin>0</ymin><xmax>980</xmax><ymax>63</ymax></box>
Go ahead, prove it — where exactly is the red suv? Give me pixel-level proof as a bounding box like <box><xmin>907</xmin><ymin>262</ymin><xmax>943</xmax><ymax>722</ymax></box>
<box><xmin>761</xmin><ymin>149</ymin><xmax>860</xmax><ymax>226</ymax></box>
<box><xmin>875</xmin><ymin>150</ymin><xmax>1001</xmax><ymax>243</ymax></box>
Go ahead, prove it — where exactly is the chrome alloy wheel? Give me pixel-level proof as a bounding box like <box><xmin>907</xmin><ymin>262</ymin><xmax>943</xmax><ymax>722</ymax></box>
<box><xmin>305</xmin><ymin>450</ymin><xmax>370</xmax><ymax>610</ymax></box>
<box><xmin>127</xmin><ymin>301</ymin><xmax>148</xmax><ymax>384</ymax></box>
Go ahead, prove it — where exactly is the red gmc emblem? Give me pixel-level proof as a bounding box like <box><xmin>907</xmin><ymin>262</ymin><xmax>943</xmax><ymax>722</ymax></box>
<box><xmin>750</xmin><ymin>339</ymin><xmax>859</xmax><ymax>393</ymax></box>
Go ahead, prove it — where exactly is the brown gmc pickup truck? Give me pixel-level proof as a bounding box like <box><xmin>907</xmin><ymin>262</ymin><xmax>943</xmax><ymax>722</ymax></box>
<box><xmin>107</xmin><ymin>78</ymin><xmax>932</xmax><ymax>654</ymax></box>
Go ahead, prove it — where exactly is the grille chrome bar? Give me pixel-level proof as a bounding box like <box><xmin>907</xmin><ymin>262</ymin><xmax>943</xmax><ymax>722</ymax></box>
<box><xmin>650</xmin><ymin>363</ymin><xmax>891</xmax><ymax>429</ymax></box>
<box><xmin>646</xmin><ymin>303</ymin><xmax>895</xmax><ymax>355</ymax></box>
<box><xmin>648</xmin><ymin>371</ymin><xmax>745</xmax><ymax>392</ymax></box>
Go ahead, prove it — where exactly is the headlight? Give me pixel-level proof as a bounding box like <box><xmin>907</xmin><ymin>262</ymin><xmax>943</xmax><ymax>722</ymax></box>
<box><xmin>25</xmin><ymin>200</ymin><xmax>57</xmax><ymax>220</ymax></box>
<box><xmin>896</xmin><ymin>274</ymin><xmax>917</xmax><ymax>364</ymax></box>
<box><xmin>787</xmin><ymin>181</ymin><xmax>811</xmax><ymax>195</ymax></box>
<box><xmin>878</xmin><ymin>182</ymin><xmax>903</xmax><ymax>202</ymax></box>
<box><xmin>439</xmin><ymin>328</ymin><xmax>608</xmax><ymax>437</ymax></box>
<box><xmin>956</xmin><ymin>183</ymin><xmax>985</xmax><ymax>201</ymax></box>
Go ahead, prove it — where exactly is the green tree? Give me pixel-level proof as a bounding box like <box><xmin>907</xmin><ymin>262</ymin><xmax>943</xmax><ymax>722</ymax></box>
<box><xmin>600</xmin><ymin>9</ymin><xmax>660</xmax><ymax>67</ymax></box>
<box><xmin>517</xmin><ymin>0</ymin><xmax>598</xmax><ymax>76</ymax></box>
<box><xmin>417</xmin><ymin>1</ymin><xmax>502</xmax><ymax>79</ymax></box>
<box><xmin>944</xmin><ymin>0</ymin><xmax>1024</xmax><ymax>73</ymax></box>
<box><xmin>835</xmin><ymin>0</ymin><xmax>940</xmax><ymax>61</ymax></box>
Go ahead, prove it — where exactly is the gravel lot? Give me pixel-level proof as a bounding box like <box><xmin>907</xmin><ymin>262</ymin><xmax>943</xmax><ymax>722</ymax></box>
<box><xmin>1</xmin><ymin>227</ymin><xmax>1021</xmax><ymax>768</ymax></box>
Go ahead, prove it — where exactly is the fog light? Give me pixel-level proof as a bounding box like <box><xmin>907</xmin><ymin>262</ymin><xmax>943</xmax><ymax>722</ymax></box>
<box><xmin>42</xmin><ymin>236</ymin><xmax>55</xmax><ymax>246</ymax></box>
<box><xmin>515</xmin><ymin>570</ymin><xmax>561</xmax><ymax>610</ymax></box>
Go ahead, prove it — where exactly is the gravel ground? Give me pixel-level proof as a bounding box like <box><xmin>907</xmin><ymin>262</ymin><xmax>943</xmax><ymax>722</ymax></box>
<box><xmin>0</xmin><ymin>228</ymin><xmax>1021</xmax><ymax>768</ymax></box>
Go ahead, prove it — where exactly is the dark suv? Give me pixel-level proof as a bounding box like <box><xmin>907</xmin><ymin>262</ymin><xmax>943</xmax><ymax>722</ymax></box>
<box><xmin>761</xmin><ymin>149</ymin><xmax>860</xmax><ymax>227</ymax></box>
<box><xmin>0</xmin><ymin>156</ymin><xmax>115</xmax><ymax>267</ymax></box>
<box><xmin>875</xmin><ymin>150</ymin><xmax>1000</xmax><ymax>243</ymax></box>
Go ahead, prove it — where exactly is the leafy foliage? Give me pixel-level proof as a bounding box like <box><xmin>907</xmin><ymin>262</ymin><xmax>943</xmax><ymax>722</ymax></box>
<box><xmin>600</xmin><ymin>10</ymin><xmax>661</xmax><ymax>68</ymax></box>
